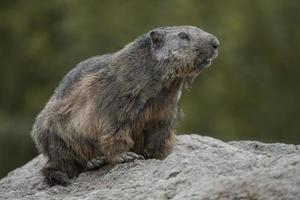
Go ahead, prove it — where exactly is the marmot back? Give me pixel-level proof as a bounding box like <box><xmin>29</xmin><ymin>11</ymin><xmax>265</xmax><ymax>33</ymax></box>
<box><xmin>31</xmin><ymin>25</ymin><xmax>219</xmax><ymax>186</ymax></box>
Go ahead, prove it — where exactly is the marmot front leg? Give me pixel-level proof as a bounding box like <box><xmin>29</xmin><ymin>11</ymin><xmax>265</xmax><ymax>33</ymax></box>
<box><xmin>99</xmin><ymin>129</ymin><xmax>144</xmax><ymax>165</ymax></box>
<box><xmin>143</xmin><ymin>126</ymin><xmax>176</xmax><ymax>159</ymax></box>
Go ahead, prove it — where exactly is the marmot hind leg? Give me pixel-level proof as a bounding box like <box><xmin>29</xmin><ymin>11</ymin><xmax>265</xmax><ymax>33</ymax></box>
<box><xmin>42</xmin><ymin>133</ymin><xmax>86</xmax><ymax>186</ymax></box>
<box><xmin>42</xmin><ymin>159</ymin><xmax>82</xmax><ymax>186</ymax></box>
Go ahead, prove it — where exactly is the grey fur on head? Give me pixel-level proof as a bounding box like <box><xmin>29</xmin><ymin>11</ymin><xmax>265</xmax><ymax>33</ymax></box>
<box><xmin>31</xmin><ymin>25</ymin><xmax>219</xmax><ymax>186</ymax></box>
<box><xmin>117</xmin><ymin>26</ymin><xmax>219</xmax><ymax>83</ymax></box>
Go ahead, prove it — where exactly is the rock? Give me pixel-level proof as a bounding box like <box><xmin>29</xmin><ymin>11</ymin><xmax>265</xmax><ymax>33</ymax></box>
<box><xmin>0</xmin><ymin>134</ymin><xmax>299</xmax><ymax>200</ymax></box>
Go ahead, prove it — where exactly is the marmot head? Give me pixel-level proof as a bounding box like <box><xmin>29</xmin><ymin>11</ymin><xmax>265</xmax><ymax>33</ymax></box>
<box><xmin>148</xmin><ymin>26</ymin><xmax>219</xmax><ymax>78</ymax></box>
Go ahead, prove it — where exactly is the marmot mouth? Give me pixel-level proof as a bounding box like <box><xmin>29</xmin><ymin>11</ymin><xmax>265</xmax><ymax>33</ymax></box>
<box><xmin>195</xmin><ymin>58</ymin><xmax>212</xmax><ymax>69</ymax></box>
<box><xmin>200</xmin><ymin>58</ymin><xmax>212</xmax><ymax>66</ymax></box>
<box><xmin>195</xmin><ymin>50</ymin><xmax>218</xmax><ymax>70</ymax></box>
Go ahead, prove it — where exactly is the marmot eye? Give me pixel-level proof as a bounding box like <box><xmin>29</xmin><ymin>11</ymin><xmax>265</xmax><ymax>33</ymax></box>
<box><xmin>178</xmin><ymin>32</ymin><xmax>189</xmax><ymax>40</ymax></box>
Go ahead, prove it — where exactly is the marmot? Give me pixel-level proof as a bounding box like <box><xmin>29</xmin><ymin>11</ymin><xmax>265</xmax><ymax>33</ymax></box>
<box><xmin>31</xmin><ymin>26</ymin><xmax>219</xmax><ymax>186</ymax></box>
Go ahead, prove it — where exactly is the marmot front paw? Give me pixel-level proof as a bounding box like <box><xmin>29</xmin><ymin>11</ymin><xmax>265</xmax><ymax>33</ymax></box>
<box><xmin>87</xmin><ymin>156</ymin><xmax>107</xmax><ymax>170</ymax></box>
<box><xmin>111</xmin><ymin>152</ymin><xmax>144</xmax><ymax>164</ymax></box>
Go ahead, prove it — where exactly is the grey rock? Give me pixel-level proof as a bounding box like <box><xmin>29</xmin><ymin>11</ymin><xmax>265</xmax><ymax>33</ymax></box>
<box><xmin>0</xmin><ymin>134</ymin><xmax>299</xmax><ymax>200</ymax></box>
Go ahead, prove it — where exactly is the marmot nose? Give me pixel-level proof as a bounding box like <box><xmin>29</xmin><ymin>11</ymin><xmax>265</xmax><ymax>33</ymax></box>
<box><xmin>211</xmin><ymin>37</ymin><xmax>220</xmax><ymax>49</ymax></box>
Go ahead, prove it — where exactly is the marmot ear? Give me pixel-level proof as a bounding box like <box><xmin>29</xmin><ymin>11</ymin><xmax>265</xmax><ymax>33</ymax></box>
<box><xmin>150</xmin><ymin>30</ymin><xmax>164</xmax><ymax>49</ymax></box>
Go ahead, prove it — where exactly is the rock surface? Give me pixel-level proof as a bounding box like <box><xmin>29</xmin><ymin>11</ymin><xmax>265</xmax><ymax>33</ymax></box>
<box><xmin>0</xmin><ymin>134</ymin><xmax>299</xmax><ymax>200</ymax></box>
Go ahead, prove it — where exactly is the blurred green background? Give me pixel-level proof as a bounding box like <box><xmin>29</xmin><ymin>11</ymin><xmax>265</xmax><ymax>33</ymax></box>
<box><xmin>0</xmin><ymin>0</ymin><xmax>299</xmax><ymax>178</ymax></box>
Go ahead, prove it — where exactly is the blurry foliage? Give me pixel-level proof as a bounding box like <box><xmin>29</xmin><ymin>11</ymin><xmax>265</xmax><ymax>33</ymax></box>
<box><xmin>0</xmin><ymin>0</ymin><xmax>299</xmax><ymax>178</ymax></box>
